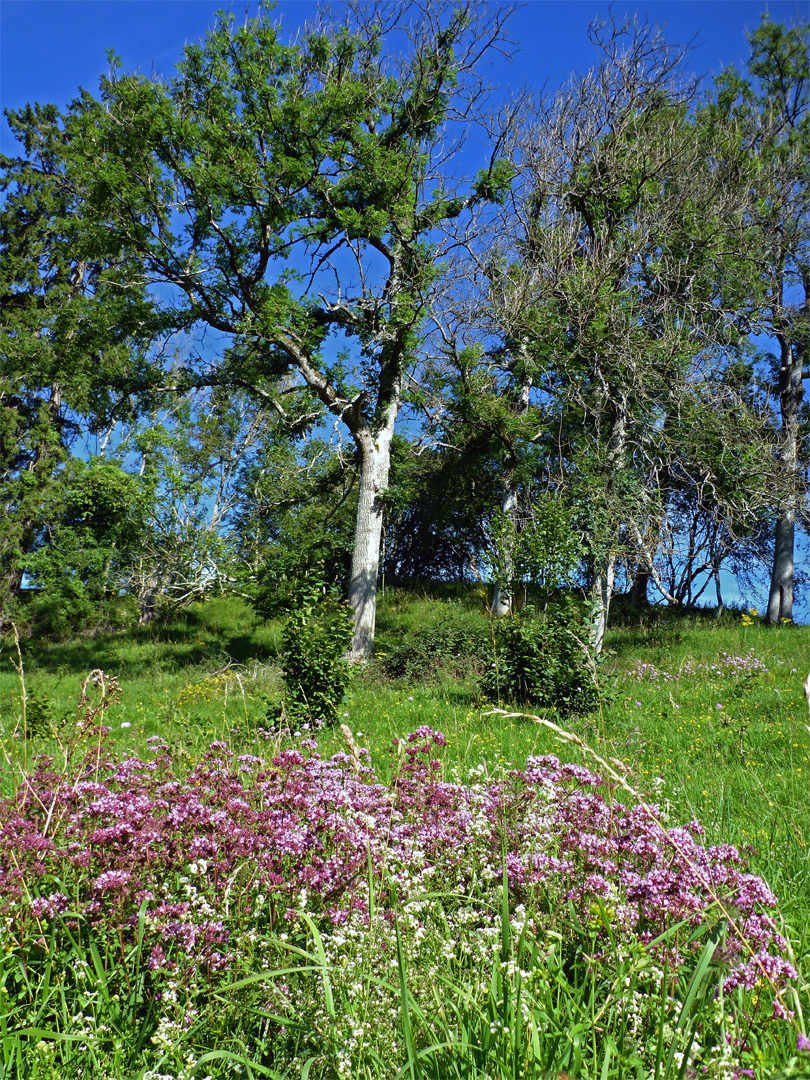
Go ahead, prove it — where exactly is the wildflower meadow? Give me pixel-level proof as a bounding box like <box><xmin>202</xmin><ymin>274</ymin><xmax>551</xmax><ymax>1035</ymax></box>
<box><xmin>1</xmin><ymin>593</ymin><xmax>809</xmax><ymax>1079</ymax></box>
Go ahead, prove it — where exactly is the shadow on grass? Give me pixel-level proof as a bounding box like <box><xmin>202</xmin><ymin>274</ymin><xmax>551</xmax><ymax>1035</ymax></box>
<box><xmin>7</xmin><ymin>597</ymin><xmax>280</xmax><ymax>678</ymax></box>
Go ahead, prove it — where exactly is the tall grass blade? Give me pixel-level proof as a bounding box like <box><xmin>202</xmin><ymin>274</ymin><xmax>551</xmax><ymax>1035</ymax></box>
<box><xmin>299</xmin><ymin>913</ymin><xmax>335</xmax><ymax>1023</ymax></box>
<box><xmin>396</xmin><ymin>915</ymin><xmax>422</xmax><ymax>1080</ymax></box>
<box><xmin>193</xmin><ymin>1048</ymin><xmax>284</xmax><ymax>1076</ymax></box>
<box><xmin>662</xmin><ymin>923</ymin><xmax>722</xmax><ymax>1078</ymax></box>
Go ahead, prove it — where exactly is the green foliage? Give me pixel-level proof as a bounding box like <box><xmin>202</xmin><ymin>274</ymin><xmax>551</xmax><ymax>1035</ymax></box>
<box><xmin>279</xmin><ymin>566</ymin><xmax>354</xmax><ymax>726</ymax></box>
<box><xmin>0</xmin><ymin>99</ymin><xmax>160</xmax><ymax>625</ymax></box>
<box><xmin>21</xmin><ymin>460</ymin><xmax>150</xmax><ymax>638</ymax></box>
<box><xmin>481</xmin><ymin>599</ymin><xmax>599</xmax><ymax>714</ymax></box>
<box><xmin>3</xmin><ymin>5</ymin><xmax>517</xmax><ymax>655</ymax></box>
<box><xmin>19</xmin><ymin>685</ymin><xmax>67</xmax><ymax>740</ymax></box>
<box><xmin>129</xmin><ymin>394</ymin><xmax>282</xmax><ymax>620</ymax></box>
<box><xmin>381</xmin><ymin>620</ymin><xmax>489</xmax><ymax>682</ymax></box>
<box><xmin>473</xmin><ymin>158</ymin><xmax>517</xmax><ymax>204</ymax></box>
<box><xmin>490</xmin><ymin>496</ymin><xmax>583</xmax><ymax>603</ymax></box>
<box><xmin>383</xmin><ymin>440</ymin><xmax>496</xmax><ymax>582</ymax></box>
<box><xmin>244</xmin><ymin>442</ymin><xmax>357</xmax><ymax>617</ymax></box>
<box><xmin>24</xmin><ymin>581</ymin><xmax>134</xmax><ymax>641</ymax></box>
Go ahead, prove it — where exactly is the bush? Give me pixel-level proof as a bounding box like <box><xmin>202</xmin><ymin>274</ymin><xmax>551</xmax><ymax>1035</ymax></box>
<box><xmin>279</xmin><ymin>567</ymin><xmax>354</xmax><ymax>725</ymax></box>
<box><xmin>381</xmin><ymin>620</ymin><xmax>489</xmax><ymax>681</ymax></box>
<box><xmin>481</xmin><ymin>600</ymin><xmax>599</xmax><ymax>714</ymax></box>
<box><xmin>23</xmin><ymin>584</ymin><xmax>137</xmax><ymax>640</ymax></box>
<box><xmin>249</xmin><ymin>543</ymin><xmax>351</xmax><ymax>621</ymax></box>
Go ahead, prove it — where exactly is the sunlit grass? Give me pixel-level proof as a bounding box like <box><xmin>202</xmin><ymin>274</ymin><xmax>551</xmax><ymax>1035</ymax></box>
<box><xmin>1</xmin><ymin>592</ymin><xmax>809</xmax><ymax>1075</ymax></box>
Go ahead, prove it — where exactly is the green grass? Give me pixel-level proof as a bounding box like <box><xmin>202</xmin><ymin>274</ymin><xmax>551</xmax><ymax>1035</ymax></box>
<box><xmin>0</xmin><ymin>596</ymin><xmax>284</xmax><ymax>770</ymax></box>
<box><xmin>1</xmin><ymin>590</ymin><xmax>810</xmax><ymax>1076</ymax></box>
<box><xmin>4</xmin><ymin>593</ymin><xmax>810</xmax><ymax>878</ymax></box>
<box><xmin>5</xmin><ymin>592</ymin><xmax>810</xmax><ymax>841</ymax></box>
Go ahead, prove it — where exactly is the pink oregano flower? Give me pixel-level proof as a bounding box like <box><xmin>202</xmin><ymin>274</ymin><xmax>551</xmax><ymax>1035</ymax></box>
<box><xmin>0</xmin><ymin>727</ymin><xmax>796</xmax><ymax>1005</ymax></box>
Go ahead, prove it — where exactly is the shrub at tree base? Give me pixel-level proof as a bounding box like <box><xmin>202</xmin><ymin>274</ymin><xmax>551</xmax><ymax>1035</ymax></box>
<box><xmin>268</xmin><ymin>566</ymin><xmax>354</xmax><ymax>726</ymax></box>
<box><xmin>0</xmin><ymin>728</ymin><xmax>799</xmax><ymax>1078</ymax></box>
<box><xmin>381</xmin><ymin>620</ymin><xmax>490</xmax><ymax>681</ymax></box>
<box><xmin>482</xmin><ymin>601</ymin><xmax>600</xmax><ymax>714</ymax></box>
<box><xmin>280</xmin><ymin>597</ymin><xmax>353</xmax><ymax>725</ymax></box>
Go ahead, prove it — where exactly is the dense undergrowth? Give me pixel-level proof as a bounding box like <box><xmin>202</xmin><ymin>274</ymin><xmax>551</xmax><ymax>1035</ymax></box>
<box><xmin>1</xmin><ymin>590</ymin><xmax>809</xmax><ymax>1077</ymax></box>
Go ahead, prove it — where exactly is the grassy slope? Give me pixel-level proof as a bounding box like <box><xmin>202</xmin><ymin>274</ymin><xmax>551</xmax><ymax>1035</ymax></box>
<box><xmin>2</xmin><ymin>588</ymin><xmax>809</xmax><ymax>962</ymax></box>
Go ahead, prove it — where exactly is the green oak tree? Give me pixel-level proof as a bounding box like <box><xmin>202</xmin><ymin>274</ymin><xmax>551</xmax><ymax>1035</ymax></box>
<box><xmin>7</xmin><ymin>4</ymin><xmax>512</xmax><ymax>656</ymax></box>
<box><xmin>710</xmin><ymin>17</ymin><xmax>810</xmax><ymax>624</ymax></box>
<box><xmin>0</xmin><ymin>102</ymin><xmax>159</xmax><ymax>625</ymax></box>
<box><xmin>22</xmin><ymin>458</ymin><xmax>152</xmax><ymax>637</ymax></box>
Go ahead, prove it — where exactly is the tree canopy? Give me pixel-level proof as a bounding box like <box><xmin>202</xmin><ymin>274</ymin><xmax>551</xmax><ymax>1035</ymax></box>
<box><xmin>1</xmin><ymin>6</ymin><xmax>808</xmax><ymax>642</ymax></box>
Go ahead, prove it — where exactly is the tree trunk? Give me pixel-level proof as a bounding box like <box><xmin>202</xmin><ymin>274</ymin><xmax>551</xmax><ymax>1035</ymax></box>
<box><xmin>591</xmin><ymin>552</ymin><xmax>615</xmax><ymax>655</ymax></box>
<box><xmin>713</xmin><ymin>558</ymin><xmax>724</xmax><ymax>615</ymax></box>
<box><xmin>138</xmin><ymin>564</ymin><xmax>162</xmax><ymax>625</ymax></box>
<box><xmin>628</xmin><ymin>569</ymin><xmax>650</xmax><ymax>607</ymax></box>
<box><xmin>490</xmin><ymin>472</ymin><xmax>519</xmax><ymax>616</ymax></box>
<box><xmin>767</xmin><ymin>328</ymin><xmax>805</xmax><ymax>625</ymax></box>
<box><xmin>766</xmin><ymin>509</ymin><xmax>795</xmax><ymax>624</ymax></box>
<box><xmin>490</xmin><ymin>376</ymin><xmax>532</xmax><ymax>618</ymax></box>
<box><xmin>282</xmin><ymin>338</ymin><xmax>402</xmax><ymax>660</ymax></box>
<box><xmin>347</xmin><ymin>426</ymin><xmax>395</xmax><ymax>659</ymax></box>
<box><xmin>589</xmin><ymin>395</ymin><xmax>627</xmax><ymax>653</ymax></box>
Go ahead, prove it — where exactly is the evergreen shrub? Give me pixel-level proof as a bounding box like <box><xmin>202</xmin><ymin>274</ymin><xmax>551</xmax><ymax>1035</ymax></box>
<box><xmin>278</xmin><ymin>567</ymin><xmax>353</xmax><ymax>726</ymax></box>
<box><xmin>481</xmin><ymin>599</ymin><xmax>599</xmax><ymax>714</ymax></box>
<box><xmin>381</xmin><ymin>619</ymin><xmax>489</xmax><ymax>681</ymax></box>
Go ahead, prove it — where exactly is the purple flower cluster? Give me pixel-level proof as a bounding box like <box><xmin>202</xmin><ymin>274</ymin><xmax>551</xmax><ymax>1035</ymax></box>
<box><xmin>632</xmin><ymin>649</ymin><xmax>769</xmax><ymax>683</ymax></box>
<box><xmin>1</xmin><ymin>729</ymin><xmax>793</xmax><ymax>1001</ymax></box>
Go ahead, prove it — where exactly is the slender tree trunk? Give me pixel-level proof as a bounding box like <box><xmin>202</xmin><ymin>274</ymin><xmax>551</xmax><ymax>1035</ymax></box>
<box><xmin>713</xmin><ymin>559</ymin><xmax>725</xmax><ymax>615</ymax></box>
<box><xmin>1</xmin><ymin>382</ymin><xmax>65</xmax><ymax>617</ymax></box>
<box><xmin>767</xmin><ymin>328</ymin><xmax>805</xmax><ymax>625</ymax></box>
<box><xmin>767</xmin><ymin>509</ymin><xmax>795</xmax><ymax>624</ymax></box>
<box><xmin>348</xmin><ymin>427</ymin><xmax>395</xmax><ymax>659</ymax></box>
<box><xmin>590</xmin><ymin>395</ymin><xmax>627</xmax><ymax>653</ymax></box>
<box><xmin>490</xmin><ymin>471</ymin><xmax>519</xmax><ymax>616</ymax></box>
<box><xmin>0</xmin><ymin>558</ymin><xmax>26</xmax><ymax>629</ymax></box>
<box><xmin>592</xmin><ymin>553</ymin><xmax>615</xmax><ymax>654</ymax></box>
<box><xmin>490</xmin><ymin>375</ymin><xmax>532</xmax><ymax>618</ymax></box>
<box><xmin>138</xmin><ymin>564</ymin><xmax>162</xmax><ymax>624</ymax></box>
<box><xmin>347</xmin><ymin>453</ymin><xmax>382</xmax><ymax>656</ymax></box>
<box><xmin>628</xmin><ymin>569</ymin><xmax>650</xmax><ymax>607</ymax></box>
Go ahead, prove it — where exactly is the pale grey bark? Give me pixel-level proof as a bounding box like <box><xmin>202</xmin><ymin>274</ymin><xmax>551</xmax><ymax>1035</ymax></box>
<box><xmin>348</xmin><ymin>400</ymin><xmax>399</xmax><ymax>659</ymax></box>
<box><xmin>767</xmin><ymin>315</ymin><xmax>807</xmax><ymax>624</ymax></box>
<box><xmin>591</xmin><ymin>553</ymin><xmax>615</xmax><ymax>655</ymax></box>
<box><xmin>491</xmin><ymin>374</ymin><xmax>533</xmax><ymax>617</ymax></box>
<box><xmin>138</xmin><ymin>565</ymin><xmax>162</xmax><ymax>625</ymax></box>
<box><xmin>589</xmin><ymin>398</ymin><xmax>627</xmax><ymax>653</ymax></box>
<box><xmin>742</xmin><ymin>25</ymin><xmax>810</xmax><ymax>625</ymax></box>
<box><xmin>767</xmin><ymin>507</ymin><xmax>796</xmax><ymax>624</ymax></box>
<box><xmin>276</xmin><ymin>332</ymin><xmax>405</xmax><ymax>658</ymax></box>
<box><xmin>490</xmin><ymin>474</ymin><xmax>519</xmax><ymax>616</ymax></box>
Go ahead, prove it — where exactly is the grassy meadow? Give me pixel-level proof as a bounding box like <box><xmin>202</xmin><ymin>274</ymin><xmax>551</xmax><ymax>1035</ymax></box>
<box><xmin>1</xmin><ymin>589</ymin><xmax>809</xmax><ymax>1078</ymax></box>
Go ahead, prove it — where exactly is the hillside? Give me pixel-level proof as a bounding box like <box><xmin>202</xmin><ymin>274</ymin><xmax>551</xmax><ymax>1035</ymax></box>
<box><xmin>1</xmin><ymin>591</ymin><xmax>809</xmax><ymax>1077</ymax></box>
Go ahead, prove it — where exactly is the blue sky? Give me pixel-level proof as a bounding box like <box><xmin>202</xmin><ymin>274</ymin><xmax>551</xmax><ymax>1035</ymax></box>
<box><xmin>1</xmin><ymin>0</ymin><xmax>807</xmax><ymax>616</ymax></box>
<box><xmin>2</xmin><ymin>0</ymin><xmax>807</xmax><ymax>153</ymax></box>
